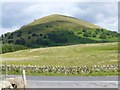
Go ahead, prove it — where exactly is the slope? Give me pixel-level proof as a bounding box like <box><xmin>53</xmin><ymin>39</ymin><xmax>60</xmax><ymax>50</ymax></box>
<box><xmin>1</xmin><ymin>14</ymin><xmax>119</xmax><ymax>48</ymax></box>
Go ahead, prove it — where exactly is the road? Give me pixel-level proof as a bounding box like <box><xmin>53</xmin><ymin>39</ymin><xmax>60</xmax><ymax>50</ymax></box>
<box><xmin>2</xmin><ymin>75</ymin><xmax>119</xmax><ymax>88</ymax></box>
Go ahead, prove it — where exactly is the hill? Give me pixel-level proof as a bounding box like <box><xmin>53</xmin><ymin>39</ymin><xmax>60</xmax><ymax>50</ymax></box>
<box><xmin>1</xmin><ymin>14</ymin><xmax>119</xmax><ymax>48</ymax></box>
<box><xmin>26</xmin><ymin>14</ymin><xmax>100</xmax><ymax>28</ymax></box>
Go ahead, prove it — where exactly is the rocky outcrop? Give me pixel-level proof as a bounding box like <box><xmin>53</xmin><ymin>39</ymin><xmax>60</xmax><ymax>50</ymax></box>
<box><xmin>0</xmin><ymin>80</ymin><xmax>13</xmax><ymax>90</ymax></box>
<box><xmin>0</xmin><ymin>76</ymin><xmax>27</xmax><ymax>90</ymax></box>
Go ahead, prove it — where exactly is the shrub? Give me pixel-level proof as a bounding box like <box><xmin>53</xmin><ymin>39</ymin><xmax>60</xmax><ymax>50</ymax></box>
<box><xmin>8</xmin><ymin>40</ymin><xmax>14</xmax><ymax>43</ymax></box>
<box><xmin>28</xmin><ymin>36</ymin><xmax>31</xmax><ymax>39</ymax></box>
<box><xmin>77</xmin><ymin>31</ymin><xmax>82</xmax><ymax>34</ymax></box>
<box><xmin>92</xmin><ymin>34</ymin><xmax>96</xmax><ymax>37</ymax></box>
<box><xmin>4</xmin><ymin>32</ymin><xmax>10</xmax><ymax>37</ymax></box>
<box><xmin>8</xmin><ymin>34</ymin><xmax>13</xmax><ymax>39</ymax></box>
<box><xmin>106</xmin><ymin>31</ymin><xmax>111</xmax><ymax>36</ymax></box>
<box><xmin>83</xmin><ymin>32</ymin><xmax>91</xmax><ymax>37</ymax></box>
<box><xmin>47</xmin><ymin>33</ymin><xmax>68</xmax><ymax>43</ymax></box>
<box><xmin>36</xmin><ymin>38</ymin><xmax>50</xmax><ymax>45</ymax></box>
<box><xmin>28</xmin><ymin>31</ymin><xmax>32</xmax><ymax>34</ymax></box>
<box><xmin>45</xmin><ymin>25</ymin><xmax>49</xmax><ymax>28</ymax></box>
<box><xmin>43</xmin><ymin>35</ymin><xmax>47</xmax><ymax>39</ymax></box>
<box><xmin>15</xmin><ymin>38</ymin><xmax>26</xmax><ymax>45</ymax></box>
<box><xmin>82</xmin><ymin>29</ymin><xmax>87</xmax><ymax>32</ymax></box>
<box><xmin>40</xmin><ymin>34</ymin><xmax>43</xmax><ymax>36</ymax></box>
<box><xmin>99</xmin><ymin>33</ymin><xmax>107</xmax><ymax>39</ymax></box>
<box><xmin>0</xmin><ymin>34</ymin><xmax>4</xmax><ymax>40</ymax></box>
<box><xmin>32</xmin><ymin>33</ymin><xmax>37</xmax><ymax>37</ymax></box>
<box><xmin>17</xmin><ymin>31</ymin><xmax>22</xmax><ymax>37</ymax></box>
<box><xmin>101</xmin><ymin>29</ymin><xmax>104</xmax><ymax>32</ymax></box>
<box><xmin>96</xmin><ymin>28</ymin><xmax>101</xmax><ymax>33</ymax></box>
<box><xmin>2</xmin><ymin>44</ymin><xmax>27</xmax><ymax>53</ymax></box>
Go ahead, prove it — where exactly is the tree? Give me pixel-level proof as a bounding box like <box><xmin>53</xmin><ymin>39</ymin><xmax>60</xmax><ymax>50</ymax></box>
<box><xmin>1</xmin><ymin>34</ymin><xmax>4</xmax><ymax>40</ymax></box>
<box><xmin>1</xmin><ymin>34</ymin><xmax>4</xmax><ymax>38</ymax></box>
<box><xmin>28</xmin><ymin>36</ymin><xmax>31</xmax><ymax>39</ymax></box>
<box><xmin>77</xmin><ymin>31</ymin><xmax>82</xmax><ymax>34</ymax></box>
<box><xmin>15</xmin><ymin>38</ymin><xmax>26</xmax><ymax>45</ymax></box>
<box><xmin>45</xmin><ymin>25</ymin><xmax>49</xmax><ymax>28</ymax></box>
<box><xmin>8</xmin><ymin>40</ymin><xmax>14</xmax><ymax>43</ymax></box>
<box><xmin>8</xmin><ymin>35</ymin><xmax>13</xmax><ymax>39</ymax></box>
<box><xmin>106</xmin><ymin>31</ymin><xmax>111</xmax><ymax>36</ymax></box>
<box><xmin>82</xmin><ymin>29</ymin><xmax>87</xmax><ymax>32</ymax></box>
<box><xmin>99</xmin><ymin>33</ymin><xmax>107</xmax><ymax>39</ymax></box>
<box><xmin>17</xmin><ymin>31</ymin><xmax>22</xmax><ymax>37</ymax></box>
<box><xmin>92</xmin><ymin>33</ymin><xmax>96</xmax><ymax>37</ymax></box>
<box><xmin>40</xmin><ymin>34</ymin><xmax>43</xmax><ymax>36</ymax></box>
<box><xmin>28</xmin><ymin>31</ymin><xmax>32</xmax><ymax>34</ymax></box>
<box><xmin>47</xmin><ymin>33</ymin><xmax>68</xmax><ymax>43</ymax></box>
<box><xmin>32</xmin><ymin>33</ymin><xmax>37</xmax><ymax>37</ymax></box>
<box><xmin>101</xmin><ymin>29</ymin><xmax>104</xmax><ymax>32</ymax></box>
<box><xmin>112</xmin><ymin>31</ymin><xmax>119</xmax><ymax>37</ymax></box>
<box><xmin>2</xmin><ymin>44</ymin><xmax>27</xmax><ymax>53</ymax></box>
<box><xmin>4</xmin><ymin>32</ymin><xmax>10</xmax><ymax>37</ymax></box>
<box><xmin>96</xmin><ymin>28</ymin><xmax>101</xmax><ymax>32</ymax></box>
<box><xmin>43</xmin><ymin>35</ymin><xmax>47</xmax><ymax>39</ymax></box>
<box><xmin>36</xmin><ymin>38</ymin><xmax>50</xmax><ymax>45</ymax></box>
<box><xmin>83</xmin><ymin>32</ymin><xmax>91</xmax><ymax>37</ymax></box>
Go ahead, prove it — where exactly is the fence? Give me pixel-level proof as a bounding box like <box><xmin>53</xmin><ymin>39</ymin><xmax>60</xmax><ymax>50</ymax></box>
<box><xmin>1</xmin><ymin>64</ymin><xmax>119</xmax><ymax>75</ymax></box>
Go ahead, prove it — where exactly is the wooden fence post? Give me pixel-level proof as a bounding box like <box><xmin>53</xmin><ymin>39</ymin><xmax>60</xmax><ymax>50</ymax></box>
<box><xmin>22</xmin><ymin>69</ymin><xmax>27</xmax><ymax>89</ymax></box>
<box><xmin>5</xmin><ymin>61</ymin><xmax>8</xmax><ymax>77</ymax></box>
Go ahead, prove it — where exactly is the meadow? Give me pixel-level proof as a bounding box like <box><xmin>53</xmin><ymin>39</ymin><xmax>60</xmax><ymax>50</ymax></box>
<box><xmin>1</xmin><ymin>42</ymin><xmax>118</xmax><ymax>76</ymax></box>
<box><xmin>1</xmin><ymin>42</ymin><xmax>118</xmax><ymax>66</ymax></box>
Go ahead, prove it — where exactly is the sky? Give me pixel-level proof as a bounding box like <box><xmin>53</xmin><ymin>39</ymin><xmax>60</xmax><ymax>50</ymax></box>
<box><xmin>0</xmin><ymin>0</ymin><xmax>119</xmax><ymax>35</ymax></box>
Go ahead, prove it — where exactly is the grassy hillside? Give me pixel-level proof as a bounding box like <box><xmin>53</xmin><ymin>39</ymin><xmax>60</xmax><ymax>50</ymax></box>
<box><xmin>26</xmin><ymin>14</ymin><xmax>100</xmax><ymax>28</ymax></box>
<box><xmin>1</xmin><ymin>42</ymin><xmax>118</xmax><ymax>66</ymax></box>
<box><xmin>1</xmin><ymin>42</ymin><xmax>118</xmax><ymax>76</ymax></box>
<box><xmin>1</xmin><ymin>14</ymin><xmax>119</xmax><ymax>49</ymax></box>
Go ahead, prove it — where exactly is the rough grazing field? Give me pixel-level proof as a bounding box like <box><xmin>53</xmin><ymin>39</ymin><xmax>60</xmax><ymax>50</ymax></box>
<box><xmin>1</xmin><ymin>42</ymin><xmax>118</xmax><ymax>66</ymax></box>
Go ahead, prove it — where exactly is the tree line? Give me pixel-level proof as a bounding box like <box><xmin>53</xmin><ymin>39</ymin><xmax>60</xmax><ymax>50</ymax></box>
<box><xmin>1</xmin><ymin>44</ymin><xmax>28</xmax><ymax>54</ymax></box>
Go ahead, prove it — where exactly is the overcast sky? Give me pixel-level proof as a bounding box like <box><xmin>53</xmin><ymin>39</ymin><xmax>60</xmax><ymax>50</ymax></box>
<box><xmin>1</xmin><ymin>0</ymin><xmax>118</xmax><ymax>35</ymax></box>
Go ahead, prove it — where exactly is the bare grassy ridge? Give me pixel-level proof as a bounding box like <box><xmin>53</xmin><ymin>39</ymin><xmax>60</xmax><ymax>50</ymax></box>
<box><xmin>27</xmin><ymin>14</ymin><xmax>100</xmax><ymax>28</ymax></box>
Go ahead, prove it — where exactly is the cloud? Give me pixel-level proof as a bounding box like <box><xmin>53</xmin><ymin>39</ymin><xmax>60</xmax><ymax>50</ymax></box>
<box><xmin>23</xmin><ymin>2</ymin><xmax>76</xmax><ymax>17</ymax></box>
<box><xmin>2</xmin><ymin>2</ymin><xmax>34</xmax><ymax>28</ymax></box>
<box><xmin>1</xmin><ymin>2</ymin><xmax>118</xmax><ymax>35</ymax></box>
<box><xmin>73</xmin><ymin>2</ymin><xmax>118</xmax><ymax>31</ymax></box>
<box><xmin>0</xmin><ymin>3</ymin><xmax>2</xmax><ymax>27</ymax></box>
<box><xmin>1</xmin><ymin>0</ymin><xmax>119</xmax><ymax>2</ymax></box>
<box><xmin>0</xmin><ymin>26</ymin><xmax>19</xmax><ymax>35</ymax></box>
<box><xmin>2</xmin><ymin>2</ymin><xmax>80</xmax><ymax>29</ymax></box>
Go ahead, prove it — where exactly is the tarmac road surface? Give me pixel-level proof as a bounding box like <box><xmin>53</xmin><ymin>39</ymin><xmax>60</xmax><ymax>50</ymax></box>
<box><xmin>2</xmin><ymin>75</ymin><xmax>118</xmax><ymax>88</ymax></box>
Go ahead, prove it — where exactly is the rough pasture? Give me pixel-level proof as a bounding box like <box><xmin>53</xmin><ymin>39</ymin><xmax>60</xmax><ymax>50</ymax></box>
<box><xmin>1</xmin><ymin>42</ymin><xmax>118</xmax><ymax>67</ymax></box>
<box><xmin>1</xmin><ymin>42</ymin><xmax>118</xmax><ymax>76</ymax></box>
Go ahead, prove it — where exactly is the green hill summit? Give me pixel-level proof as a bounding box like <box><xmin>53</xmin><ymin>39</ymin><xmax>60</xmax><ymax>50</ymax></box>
<box><xmin>1</xmin><ymin>14</ymin><xmax>119</xmax><ymax>48</ymax></box>
<box><xmin>26</xmin><ymin>14</ymin><xmax>100</xmax><ymax>28</ymax></box>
